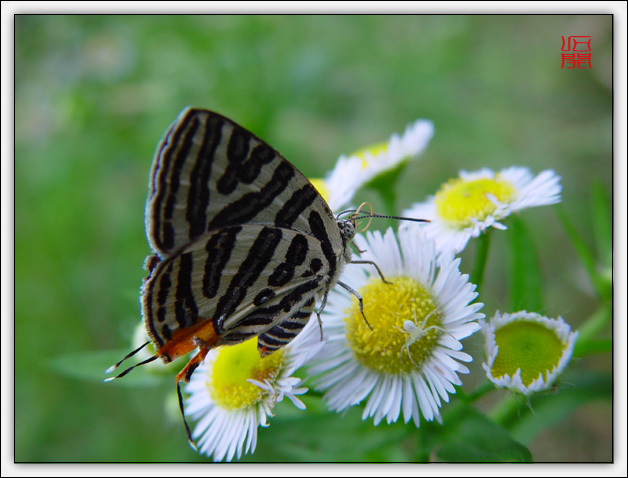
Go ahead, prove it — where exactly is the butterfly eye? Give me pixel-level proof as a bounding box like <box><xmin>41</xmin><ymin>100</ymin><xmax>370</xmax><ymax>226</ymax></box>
<box><xmin>338</xmin><ymin>220</ymin><xmax>356</xmax><ymax>242</ymax></box>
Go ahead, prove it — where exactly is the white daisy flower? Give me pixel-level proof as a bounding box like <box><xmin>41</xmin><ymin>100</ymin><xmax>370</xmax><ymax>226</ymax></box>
<box><xmin>481</xmin><ymin>311</ymin><xmax>578</xmax><ymax>395</ymax></box>
<box><xmin>310</xmin><ymin>118</ymin><xmax>434</xmax><ymax>212</ymax></box>
<box><xmin>353</xmin><ymin>118</ymin><xmax>435</xmax><ymax>185</ymax></box>
<box><xmin>310</xmin><ymin>155</ymin><xmax>364</xmax><ymax>212</ymax></box>
<box><xmin>309</xmin><ymin>227</ymin><xmax>484</xmax><ymax>427</ymax></box>
<box><xmin>184</xmin><ymin>317</ymin><xmax>324</xmax><ymax>462</ymax></box>
<box><xmin>402</xmin><ymin>167</ymin><xmax>562</xmax><ymax>255</ymax></box>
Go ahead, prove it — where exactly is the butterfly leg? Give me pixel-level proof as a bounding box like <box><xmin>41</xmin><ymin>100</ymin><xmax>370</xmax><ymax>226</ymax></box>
<box><xmin>338</xmin><ymin>280</ymin><xmax>373</xmax><ymax>330</ymax></box>
<box><xmin>350</xmin><ymin>260</ymin><xmax>392</xmax><ymax>284</ymax></box>
<box><xmin>174</xmin><ymin>344</ymin><xmax>211</xmax><ymax>452</ymax></box>
<box><xmin>315</xmin><ymin>293</ymin><xmax>328</xmax><ymax>340</ymax></box>
<box><xmin>175</xmin><ymin>344</ymin><xmax>210</xmax><ymax>383</ymax></box>
<box><xmin>176</xmin><ymin>379</ymin><xmax>198</xmax><ymax>451</ymax></box>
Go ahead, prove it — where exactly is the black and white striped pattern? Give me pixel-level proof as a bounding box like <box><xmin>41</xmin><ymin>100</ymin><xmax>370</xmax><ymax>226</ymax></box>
<box><xmin>141</xmin><ymin>108</ymin><xmax>354</xmax><ymax>359</ymax></box>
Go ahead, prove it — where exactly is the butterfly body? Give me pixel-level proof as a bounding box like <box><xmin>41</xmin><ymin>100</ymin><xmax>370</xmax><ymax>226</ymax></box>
<box><xmin>140</xmin><ymin>108</ymin><xmax>355</xmax><ymax>379</ymax></box>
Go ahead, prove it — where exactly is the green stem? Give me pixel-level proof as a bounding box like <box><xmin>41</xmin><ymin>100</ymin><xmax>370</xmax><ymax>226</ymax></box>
<box><xmin>365</xmin><ymin>160</ymin><xmax>405</xmax><ymax>220</ymax></box>
<box><xmin>470</xmin><ymin>229</ymin><xmax>492</xmax><ymax>290</ymax></box>
<box><xmin>378</xmin><ymin>185</ymin><xmax>398</xmax><ymax>219</ymax></box>
<box><xmin>488</xmin><ymin>393</ymin><xmax>522</xmax><ymax>428</ymax></box>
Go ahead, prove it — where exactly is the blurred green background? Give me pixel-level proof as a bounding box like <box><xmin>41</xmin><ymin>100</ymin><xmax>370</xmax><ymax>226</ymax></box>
<box><xmin>14</xmin><ymin>15</ymin><xmax>612</xmax><ymax>462</ymax></box>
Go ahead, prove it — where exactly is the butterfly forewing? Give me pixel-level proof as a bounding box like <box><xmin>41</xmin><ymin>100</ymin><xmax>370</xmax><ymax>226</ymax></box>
<box><xmin>146</xmin><ymin>108</ymin><xmax>340</xmax><ymax>259</ymax></box>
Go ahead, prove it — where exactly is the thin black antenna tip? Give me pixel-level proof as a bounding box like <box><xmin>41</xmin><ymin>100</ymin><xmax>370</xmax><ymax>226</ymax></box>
<box><xmin>104</xmin><ymin>341</ymin><xmax>151</xmax><ymax>374</ymax></box>
<box><xmin>353</xmin><ymin>214</ymin><xmax>430</xmax><ymax>223</ymax></box>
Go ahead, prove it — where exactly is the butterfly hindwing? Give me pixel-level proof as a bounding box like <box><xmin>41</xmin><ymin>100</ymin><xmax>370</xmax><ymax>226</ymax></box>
<box><xmin>142</xmin><ymin>223</ymin><xmax>337</xmax><ymax>362</ymax></box>
<box><xmin>256</xmin><ymin>296</ymin><xmax>317</xmax><ymax>356</ymax></box>
<box><xmin>146</xmin><ymin>108</ymin><xmax>340</xmax><ymax>259</ymax></box>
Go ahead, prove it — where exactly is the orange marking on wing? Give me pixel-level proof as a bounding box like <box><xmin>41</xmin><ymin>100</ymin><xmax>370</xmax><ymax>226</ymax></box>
<box><xmin>157</xmin><ymin>318</ymin><xmax>221</xmax><ymax>363</ymax></box>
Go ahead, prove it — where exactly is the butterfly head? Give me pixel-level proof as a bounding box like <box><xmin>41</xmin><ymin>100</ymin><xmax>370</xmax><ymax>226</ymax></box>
<box><xmin>337</xmin><ymin>218</ymin><xmax>357</xmax><ymax>244</ymax></box>
<box><xmin>336</xmin><ymin>202</ymin><xmax>374</xmax><ymax>245</ymax></box>
<box><xmin>336</xmin><ymin>201</ymin><xmax>430</xmax><ymax>250</ymax></box>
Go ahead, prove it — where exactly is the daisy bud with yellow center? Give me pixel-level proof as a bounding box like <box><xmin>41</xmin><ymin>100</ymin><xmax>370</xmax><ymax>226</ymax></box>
<box><xmin>309</xmin><ymin>227</ymin><xmax>484</xmax><ymax>427</ymax></box>
<box><xmin>350</xmin><ymin>118</ymin><xmax>434</xmax><ymax>184</ymax></box>
<box><xmin>481</xmin><ymin>311</ymin><xmax>578</xmax><ymax>395</ymax></box>
<box><xmin>308</xmin><ymin>156</ymin><xmax>363</xmax><ymax>212</ymax></box>
<box><xmin>403</xmin><ymin>167</ymin><xmax>562</xmax><ymax>255</ymax></box>
<box><xmin>310</xmin><ymin>118</ymin><xmax>434</xmax><ymax>212</ymax></box>
<box><xmin>184</xmin><ymin>317</ymin><xmax>324</xmax><ymax>461</ymax></box>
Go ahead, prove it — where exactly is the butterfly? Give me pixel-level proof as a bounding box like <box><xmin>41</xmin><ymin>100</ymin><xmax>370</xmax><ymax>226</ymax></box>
<box><xmin>106</xmin><ymin>107</ymin><xmax>406</xmax><ymax>446</ymax></box>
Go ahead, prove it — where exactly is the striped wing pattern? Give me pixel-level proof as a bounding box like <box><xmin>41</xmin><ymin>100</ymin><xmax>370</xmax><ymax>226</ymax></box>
<box><xmin>146</xmin><ymin>108</ymin><xmax>340</xmax><ymax>258</ymax></box>
<box><xmin>142</xmin><ymin>108</ymin><xmax>351</xmax><ymax>362</ymax></box>
<box><xmin>142</xmin><ymin>224</ymin><xmax>336</xmax><ymax>359</ymax></box>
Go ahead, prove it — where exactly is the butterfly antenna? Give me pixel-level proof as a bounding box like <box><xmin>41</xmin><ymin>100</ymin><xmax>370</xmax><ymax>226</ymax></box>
<box><xmin>104</xmin><ymin>340</ymin><xmax>151</xmax><ymax>374</ymax></box>
<box><xmin>335</xmin><ymin>208</ymin><xmax>357</xmax><ymax>219</ymax></box>
<box><xmin>177</xmin><ymin>380</ymin><xmax>198</xmax><ymax>452</ymax></box>
<box><xmin>351</xmin><ymin>202</ymin><xmax>374</xmax><ymax>232</ymax></box>
<box><xmin>103</xmin><ymin>353</ymin><xmax>159</xmax><ymax>382</ymax></box>
<box><xmin>352</xmin><ymin>214</ymin><xmax>430</xmax><ymax>224</ymax></box>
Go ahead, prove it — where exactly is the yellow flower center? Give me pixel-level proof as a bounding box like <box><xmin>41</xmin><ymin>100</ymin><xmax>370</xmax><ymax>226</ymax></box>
<box><xmin>491</xmin><ymin>321</ymin><xmax>564</xmax><ymax>387</ymax></box>
<box><xmin>352</xmin><ymin>142</ymin><xmax>389</xmax><ymax>169</ymax></box>
<box><xmin>434</xmin><ymin>176</ymin><xmax>516</xmax><ymax>228</ymax></box>
<box><xmin>208</xmin><ymin>339</ymin><xmax>283</xmax><ymax>410</ymax></box>
<box><xmin>344</xmin><ymin>276</ymin><xmax>442</xmax><ymax>374</ymax></box>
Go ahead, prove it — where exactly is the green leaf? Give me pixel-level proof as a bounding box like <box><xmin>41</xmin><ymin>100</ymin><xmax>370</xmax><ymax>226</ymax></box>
<box><xmin>435</xmin><ymin>403</ymin><xmax>532</xmax><ymax>462</ymax></box>
<box><xmin>555</xmin><ymin>203</ymin><xmax>609</xmax><ymax>300</ymax></box>
<box><xmin>507</xmin><ymin>215</ymin><xmax>543</xmax><ymax>311</ymax></box>
<box><xmin>470</xmin><ymin>228</ymin><xmax>492</xmax><ymax>290</ymax></box>
<box><xmin>509</xmin><ymin>369</ymin><xmax>612</xmax><ymax>445</ymax></box>
<box><xmin>591</xmin><ymin>181</ymin><xmax>613</xmax><ymax>301</ymax></box>
<box><xmin>572</xmin><ymin>305</ymin><xmax>613</xmax><ymax>356</ymax></box>
<box><xmin>245</xmin><ymin>396</ymin><xmax>414</xmax><ymax>462</ymax></box>
<box><xmin>48</xmin><ymin>349</ymin><xmax>173</xmax><ymax>387</ymax></box>
<box><xmin>591</xmin><ymin>181</ymin><xmax>612</xmax><ymax>266</ymax></box>
<box><xmin>573</xmin><ymin>337</ymin><xmax>612</xmax><ymax>357</ymax></box>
